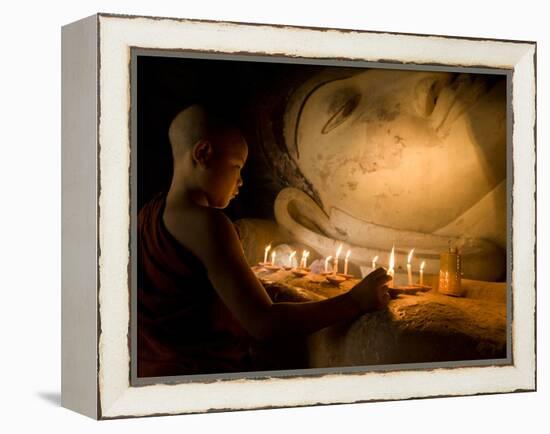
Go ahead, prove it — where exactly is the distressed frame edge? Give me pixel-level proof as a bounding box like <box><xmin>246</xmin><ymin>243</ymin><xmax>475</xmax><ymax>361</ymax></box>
<box><xmin>94</xmin><ymin>14</ymin><xmax>537</xmax><ymax>419</ymax></box>
<box><xmin>94</xmin><ymin>11</ymin><xmax>536</xmax><ymax>46</ymax></box>
<box><xmin>61</xmin><ymin>13</ymin><xmax>100</xmax><ymax>420</ymax></box>
<box><xmin>129</xmin><ymin>48</ymin><xmax>514</xmax><ymax>389</ymax></box>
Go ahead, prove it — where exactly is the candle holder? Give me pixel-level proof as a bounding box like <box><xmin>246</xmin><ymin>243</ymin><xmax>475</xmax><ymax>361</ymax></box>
<box><xmin>336</xmin><ymin>273</ymin><xmax>354</xmax><ymax>280</ymax></box>
<box><xmin>292</xmin><ymin>268</ymin><xmax>309</xmax><ymax>277</ymax></box>
<box><xmin>326</xmin><ymin>274</ymin><xmax>346</xmax><ymax>285</ymax></box>
<box><xmin>264</xmin><ymin>264</ymin><xmax>281</xmax><ymax>271</ymax></box>
<box><xmin>438</xmin><ymin>247</ymin><xmax>464</xmax><ymax>297</ymax></box>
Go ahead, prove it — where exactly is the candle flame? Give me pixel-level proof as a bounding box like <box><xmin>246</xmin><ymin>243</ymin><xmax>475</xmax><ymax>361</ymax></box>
<box><xmin>407</xmin><ymin>248</ymin><xmax>415</xmax><ymax>264</ymax></box>
<box><xmin>373</xmin><ymin>255</ymin><xmax>379</xmax><ymax>263</ymax></box>
<box><xmin>289</xmin><ymin>251</ymin><xmax>296</xmax><ymax>260</ymax></box>
<box><xmin>420</xmin><ymin>260</ymin><xmax>426</xmax><ymax>271</ymax></box>
<box><xmin>336</xmin><ymin>244</ymin><xmax>343</xmax><ymax>259</ymax></box>
<box><xmin>389</xmin><ymin>245</ymin><xmax>395</xmax><ymax>270</ymax></box>
<box><xmin>263</xmin><ymin>243</ymin><xmax>272</xmax><ymax>264</ymax></box>
<box><xmin>324</xmin><ymin>255</ymin><xmax>332</xmax><ymax>273</ymax></box>
<box><xmin>345</xmin><ymin>249</ymin><xmax>351</xmax><ymax>260</ymax></box>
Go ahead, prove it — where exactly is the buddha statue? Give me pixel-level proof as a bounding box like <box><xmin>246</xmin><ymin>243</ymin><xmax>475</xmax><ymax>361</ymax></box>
<box><xmin>240</xmin><ymin>67</ymin><xmax>507</xmax><ymax>281</ymax></box>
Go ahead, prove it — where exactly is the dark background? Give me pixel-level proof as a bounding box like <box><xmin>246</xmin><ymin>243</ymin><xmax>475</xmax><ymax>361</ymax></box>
<box><xmin>137</xmin><ymin>54</ymin><xmax>327</xmax><ymax>221</ymax></box>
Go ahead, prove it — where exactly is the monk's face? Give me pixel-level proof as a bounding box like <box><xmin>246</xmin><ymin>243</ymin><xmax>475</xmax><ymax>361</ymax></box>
<box><xmin>204</xmin><ymin>130</ymin><xmax>248</xmax><ymax>209</ymax></box>
<box><xmin>286</xmin><ymin>69</ymin><xmax>506</xmax><ymax>233</ymax></box>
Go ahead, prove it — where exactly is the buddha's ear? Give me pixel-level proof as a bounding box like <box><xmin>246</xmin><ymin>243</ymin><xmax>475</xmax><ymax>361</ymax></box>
<box><xmin>192</xmin><ymin>139</ymin><xmax>213</xmax><ymax>168</ymax></box>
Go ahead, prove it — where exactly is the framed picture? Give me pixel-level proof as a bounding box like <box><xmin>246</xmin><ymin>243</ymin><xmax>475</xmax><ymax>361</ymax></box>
<box><xmin>61</xmin><ymin>13</ymin><xmax>536</xmax><ymax>419</ymax></box>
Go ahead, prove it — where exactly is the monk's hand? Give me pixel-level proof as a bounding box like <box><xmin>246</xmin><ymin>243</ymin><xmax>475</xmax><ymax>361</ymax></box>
<box><xmin>349</xmin><ymin>267</ymin><xmax>392</xmax><ymax>313</ymax></box>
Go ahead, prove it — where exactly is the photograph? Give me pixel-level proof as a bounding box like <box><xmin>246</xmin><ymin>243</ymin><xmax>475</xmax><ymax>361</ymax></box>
<box><xmin>58</xmin><ymin>11</ymin><xmax>536</xmax><ymax>420</ymax></box>
<box><xmin>2</xmin><ymin>0</ymin><xmax>546</xmax><ymax>431</ymax></box>
<box><xmin>134</xmin><ymin>53</ymin><xmax>509</xmax><ymax>380</ymax></box>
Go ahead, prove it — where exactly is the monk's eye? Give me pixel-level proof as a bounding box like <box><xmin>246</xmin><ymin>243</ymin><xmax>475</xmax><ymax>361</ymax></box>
<box><xmin>322</xmin><ymin>93</ymin><xmax>361</xmax><ymax>134</ymax></box>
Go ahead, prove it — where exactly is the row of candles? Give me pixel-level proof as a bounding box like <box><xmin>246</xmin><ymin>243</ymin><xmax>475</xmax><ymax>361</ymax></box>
<box><xmin>391</xmin><ymin>246</ymin><xmax>426</xmax><ymax>286</ymax></box>
<box><xmin>263</xmin><ymin>243</ymin><xmax>427</xmax><ymax>286</ymax></box>
<box><xmin>263</xmin><ymin>243</ymin><xmax>352</xmax><ymax>275</ymax></box>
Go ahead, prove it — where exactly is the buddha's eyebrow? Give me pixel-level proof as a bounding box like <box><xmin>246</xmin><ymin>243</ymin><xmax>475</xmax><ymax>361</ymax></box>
<box><xmin>294</xmin><ymin>75</ymin><xmax>353</xmax><ymax>159</ymax></box>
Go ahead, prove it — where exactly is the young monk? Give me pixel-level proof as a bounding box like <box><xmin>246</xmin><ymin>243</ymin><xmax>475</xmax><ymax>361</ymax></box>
<box><xmin>137</xmin><ymin>104</ymin><xmax>391</xmax><ymax>377</ymax></box>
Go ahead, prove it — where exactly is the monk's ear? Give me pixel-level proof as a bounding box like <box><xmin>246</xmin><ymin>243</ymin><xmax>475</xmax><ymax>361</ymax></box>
<box><xmin>192</xmin><ymin>139</ymin><xmax>213</xmax><ymax>168</ymax></box>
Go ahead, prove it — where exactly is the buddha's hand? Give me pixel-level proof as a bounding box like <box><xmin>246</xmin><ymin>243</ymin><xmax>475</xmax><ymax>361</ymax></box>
<box><xmin>349</xmin><ymin>267</ymin><xmax>391</xmax><ymax>313</ymax></box>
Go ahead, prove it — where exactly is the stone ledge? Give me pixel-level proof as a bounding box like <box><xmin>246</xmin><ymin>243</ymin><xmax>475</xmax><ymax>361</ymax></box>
<box><xmin>254</xmin><ymin>267</ymin><xmax>507</xmax><ymax>367</ymax></box>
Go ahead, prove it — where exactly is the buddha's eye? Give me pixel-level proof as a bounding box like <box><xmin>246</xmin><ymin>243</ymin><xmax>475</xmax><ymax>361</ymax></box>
<box><xmin>321</xmin><ymin>93</ymin><xmax>361</xmax><ymax>134</ymax></box>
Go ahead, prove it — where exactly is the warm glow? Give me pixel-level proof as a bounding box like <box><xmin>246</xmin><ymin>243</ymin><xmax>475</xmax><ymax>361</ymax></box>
<box><xmin>344</xmin><ymin>249</ymin><xmax>351</xmax><ymax>275</ymax></box>
<box><xmin>324</xmin><ymin>256</ymin><xmax>333</xmax><ymax>272</ymax></box>
<box><xmin>407</xmin><ymin>248</ymin><xmax>415</xmax><ymax>264</ymax></box>
<box><xmin>271</xmin><ymin>251</ymin><xmax>276</xmax><ymax>265</ymax></box>
<box><xmin>263</xmin><ymin>244</ymin><xmax>272</xmax><ymax>263</ymax></box>
<box><xmin>289</xmin><ymin>250</ymin><xmax>296</xmax><ymax>267</ymax></box>
<box><xmin>388</xmin><ymin>246</ymin><xmax>395</xmax><ymax>288</ymax></box>
<box><xmin>333</xmin><ymin>244</ymin><xmax>343</xmax><ymax>274</ymax></box>
<box><xmin>419</xmin><ymin>260</ymin><xmax>425</xmax><ymax>285</ymax></box>
<box><xmin>300</xmin><ymin>250</ymin><xmax>310</xmax><ymax>268</ymax></box>
<box><xmin>406</xmin><ymin>248</ymin><xmax>415</xmax><ymax>286</ymax></box>
<box><xmin>372</xmin><ymin>255</ymin><xmax>378</xmax><ymax>269</ymax></box>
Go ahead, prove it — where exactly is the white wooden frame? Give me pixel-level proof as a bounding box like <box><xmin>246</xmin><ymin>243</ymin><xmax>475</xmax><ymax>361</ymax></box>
<box><xmin>61</xmin><ymin>13</ymin><xmax>536</xmax><ymax>419</ymax></box>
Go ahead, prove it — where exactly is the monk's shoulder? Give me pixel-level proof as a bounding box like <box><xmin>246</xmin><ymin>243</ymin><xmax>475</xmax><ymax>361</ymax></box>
<box><xmin>189</xmin><ymin>205</ymin><xmax>233</xmax><ymax>234</ymax></box>
<box><xmin>163</xmin><ymin>203</ymin><xmax>234</xmax><ymax>250</ymax></box>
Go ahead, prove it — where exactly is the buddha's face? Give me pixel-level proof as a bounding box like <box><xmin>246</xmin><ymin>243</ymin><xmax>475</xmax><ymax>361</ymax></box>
<box><xmin>285</xmin><ymin>69</ymin><xmax>506</xmax><ymax>233</ymax></box>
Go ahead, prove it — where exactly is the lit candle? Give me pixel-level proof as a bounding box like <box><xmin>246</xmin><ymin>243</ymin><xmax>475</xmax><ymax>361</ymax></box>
<box><xmin>300</xmin><ymin>250</ymin><xmax>308</xmax><ymax>268</ymax></box>
<box><xmin>344</xmin><ymin>249</ymin><xmax>351</xmax><ymax>275</ymax></box>
<box><xmin>303</xmin><ymin>250</ymin><xmax>310</xmax><ymax>268</ymax></box>
<box><xmin>334</xmin><ymin>244</ymin><xmax>343</xmax><ymax>274</ymax></box>
<box><xmin>372</xmin><ymin>255</ymin><xmax>379</xmax><ymax>270</ymax></box>
<box><xmin>289</xmin><ymin>251</ymin><xmax>296</xmax><ymax>268</ymax></box>
<box><xmin>420</xmin><ymin>261</ymin><xmax>425</xmax><ymax>285</ymax></box>
<box><xmin>263</xmin><ymin>244</ymin><xmax>272</xmax><ymax>264</ymax></box>
<box><xmin>324</xmin><ymin>256</ymin><xmax>333</xmax><ymax>273</ymax></box>
<box><xmin>388</xmin><ymin>245</ymin><xmax>395</xmax><ymax>288</ymax></box>
<box><xmin>407</xmin><ymin>248</ymin><xmax>415</xmax><ymax>286</ymax></box>
<box><xmin>271</xmin><ymin>251</ymin><xmax>276</xmax><ymax>266</ymax></box>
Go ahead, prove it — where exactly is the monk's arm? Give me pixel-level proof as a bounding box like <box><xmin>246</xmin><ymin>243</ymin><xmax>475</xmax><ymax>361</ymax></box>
<box><xmin>262</xmin><ymin>294</ymin><xmax>362</xmax><ymax>339</ymax></box>
<box><xmin>183</xmin><ymin>210</ymin><xmax>377</xmax><ymax>341</ymax></box>
<box><xmin>210</xmin><ymin>254</ymin><xmax>362</xmax><ymax>340</ymax></box>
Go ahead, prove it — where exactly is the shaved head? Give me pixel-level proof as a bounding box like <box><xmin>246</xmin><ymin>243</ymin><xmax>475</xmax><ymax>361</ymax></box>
<box><xmin>166</xmin><ymin>104</ymin><xmax>248</xmax><ymax>209</ymax></box>
<box><xmin>168</xmin><ymin>104</ymin><xmax>243</xmax><ymax>161</ymax></box>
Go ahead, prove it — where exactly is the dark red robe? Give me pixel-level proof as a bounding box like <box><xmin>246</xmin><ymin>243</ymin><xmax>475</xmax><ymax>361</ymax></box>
<box><xmin>137</xmin><ymin>191</ymin><xmax>254</xmax><ymax>377</ymax></box>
